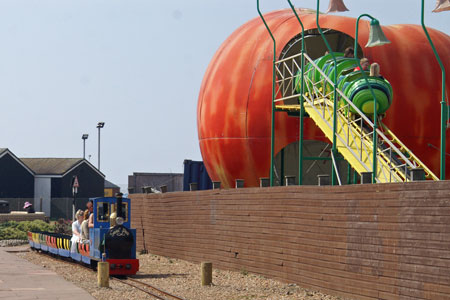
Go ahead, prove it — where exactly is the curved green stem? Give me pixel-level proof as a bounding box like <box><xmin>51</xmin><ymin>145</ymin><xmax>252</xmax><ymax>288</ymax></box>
<box><xmin>421</xmin><ymin>0</ymin><xmax>446</xmax><ymax>180</ymax></box>
<box><xmin>287</xmin><ymin>1</ymin><xmax>305</xmax><ymax>185</ymax></box>
<box><xmin>316</xmin><ymin>0</ymin><xmax>338</xmax><ymax>185</ymax></box>
<box><xmin>354</xmin><ymin>13</ymin><xmax>380</xmax><ymax>183</ymax></box>
<box><xmin>257</xmin><ymin>0</ymin><xmax>277</xmax><ymax>186</ymax></box>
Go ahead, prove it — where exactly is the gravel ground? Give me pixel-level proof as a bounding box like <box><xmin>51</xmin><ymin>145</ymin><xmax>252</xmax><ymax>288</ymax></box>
<box><xmin>11</xmin><ymin>245</ymin><xmax>347</xmax><ymax>300</ymax></box>
<box><xmin>0</xmin><ymin>239</ymin><xmax>28</xmax><ymax>247</ymax></box>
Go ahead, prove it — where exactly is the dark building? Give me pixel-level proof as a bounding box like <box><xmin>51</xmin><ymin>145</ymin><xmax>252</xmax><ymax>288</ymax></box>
<box><xmin>21</xmin><ymin>158</ymin><xmax>104</xmax><ymax>219</ymax></box>
<box><xmin>0</xmin><ymin>148</ymin><xmax>106</xmax><ymax>219</ymax></box>
<box><xmin>0</xmin><ymin>148</ymin><xmax>35</xmax><ymax>210</ymax></box>
<box><xmin>128</xmin><ymin>172</ymin><xmax>183</xmax><ymax>194</ymax></box>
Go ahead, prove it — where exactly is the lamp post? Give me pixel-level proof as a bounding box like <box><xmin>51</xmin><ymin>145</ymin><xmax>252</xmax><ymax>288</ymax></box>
<box><xmin>353</xmin><ymin>14</ymin><xmax>391</xmax><ymax>183</ymax></box>
<box><xmin>257</xmin><ymin>0</ymin><xmax>277</xmax><ymax>186</ymax></box>
<box><xmin>286</xmin><ymin>0</ymin><xmax>306</xmax><ymax>185</ymax></box>
<box><xmin>315</xmin><ymin>0</ymin><xmax>342</xmax><ymax>185</ymax></box>
<box><xmin>422</xmin><ymin>0</ymin><xmax>448</xmax><ymax>180</ymax></box>
<box><xmin>97</xmin><ymin>122</ymin><xmax>105</xmax><ymax>170</ymax></box>
<box><xmin>82</xmin><ymin>134</ymin><xmax>88</xmax><ymax>159</ymax></box>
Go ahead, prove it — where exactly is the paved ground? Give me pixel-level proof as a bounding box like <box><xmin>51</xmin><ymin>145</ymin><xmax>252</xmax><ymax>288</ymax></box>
<box><xmin>0</xmin><ymin>246</ymin><xmax>95</xmax><ymax>300</ymax></box>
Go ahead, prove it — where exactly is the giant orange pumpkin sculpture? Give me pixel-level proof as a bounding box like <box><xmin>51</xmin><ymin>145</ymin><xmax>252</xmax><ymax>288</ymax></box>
<box><xmin>197</xmin><ymin>9</ymin><xmax>450</xmax><ymax>188</ymax></box>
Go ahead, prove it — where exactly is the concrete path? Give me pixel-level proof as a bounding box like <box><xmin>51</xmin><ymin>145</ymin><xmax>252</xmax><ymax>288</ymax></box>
<box><xmin>0</xmin><ymin>246</ymin><xmax>95</xmax><ymax>300</ymax></box>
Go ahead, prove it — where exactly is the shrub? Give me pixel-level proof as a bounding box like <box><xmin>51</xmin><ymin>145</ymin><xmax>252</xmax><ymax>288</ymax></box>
<box><xmin>53</xmin><ymin>218</ymin><xmax>72</xmax><ymax>235</ymax></box>
<box><xmin>0</xmin><ymin>227</ymin><xmax>27</xmax><ymax>240</ymax></box>
<box><xmin>17</xmin><ymin>220</ymin><xmax>53</xmax><ymax>233</ymax></box>
<box><xmin>0</xmin><ymin>220</ymin><xmax>54</xmax><ymax>240</ymax></box>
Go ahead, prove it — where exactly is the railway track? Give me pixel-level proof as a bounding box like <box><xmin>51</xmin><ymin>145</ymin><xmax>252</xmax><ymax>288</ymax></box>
<box><xmin>114</xmin><ymin>277</ymin><xmax>187</xmax><ymax>300</ymax></box>
<box><xmin>31</xmin><ymin>250</ymin><xmax>186</xmax><ymax>300</ymax></box>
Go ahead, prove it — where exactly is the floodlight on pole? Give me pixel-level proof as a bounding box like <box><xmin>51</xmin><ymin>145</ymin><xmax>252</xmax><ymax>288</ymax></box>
<box><xmin>82</xmin><ymin>134</ymin><xmax>89</xmax><ymax>159</ymax></box>
<box><xmin>286</xmin><ymin>0</ymin><xmax>306</xmax><ymax>185</ymax></box>
<box><xmin>315</xmin><ymin>0</ymin><xmax>341</xmax><ymax>185</ymax></box>
<box><xmin>353</xmin><ymin>14</ymin><xmax>391</xmax><ymax>183</ymax></box>
<box><xmin>421</xmin><ymin>0</ymin><xmax>448</xmax><ymax>179</ymax></box>
<box><xmin>257</xmin><ymin>0</ymin><xmax>277</xmax><ymax>186</ymax></box>
<box><xmin>97</xmin><ymin>122</ymin><xmax>105</xmax><ymax>170</ymax></box>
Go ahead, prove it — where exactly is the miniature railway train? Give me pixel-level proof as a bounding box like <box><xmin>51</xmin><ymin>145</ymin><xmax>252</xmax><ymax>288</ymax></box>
<box><xmin>27</xmin><ymin>195</ymin><xmax>139</xmax><ymax>276</ymax></box>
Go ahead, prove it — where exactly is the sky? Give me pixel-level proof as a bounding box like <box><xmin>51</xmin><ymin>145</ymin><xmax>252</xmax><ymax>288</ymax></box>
<box><xmin>0</xmin><ymin>0</ymin><xmax>448</xmax><ymax>187</ymax></box>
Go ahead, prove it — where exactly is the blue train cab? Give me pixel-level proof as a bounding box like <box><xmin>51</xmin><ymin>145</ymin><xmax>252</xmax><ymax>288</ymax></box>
<box><xmin>89</xmin><ymin>195</ymin><xmax>139</xmax><ymax>275</ymax></box>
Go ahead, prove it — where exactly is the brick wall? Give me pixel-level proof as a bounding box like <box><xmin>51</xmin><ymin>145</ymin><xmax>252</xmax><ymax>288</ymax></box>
<box><xmin>130</xmin><ymin>181</ymin><xmax>450</xmax><ymax>300</ymax></box>
<box><xmin>0</xmin><ymin>213</ymin><xmax>46</xmax><ymax>223</ymax></box>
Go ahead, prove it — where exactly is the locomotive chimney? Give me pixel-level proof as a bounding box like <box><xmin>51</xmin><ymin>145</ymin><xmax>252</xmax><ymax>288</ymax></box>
<box><xmin>116</xmin><ymin>192</ymin><xmax>123</xmax><ymax>219</ymax></box>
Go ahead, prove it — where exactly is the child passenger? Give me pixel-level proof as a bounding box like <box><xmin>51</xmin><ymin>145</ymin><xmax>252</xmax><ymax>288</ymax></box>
<box><xmin>354</xmin><ymin>58</ymin><xmax>370</xmax><ymax>72</ymax></box>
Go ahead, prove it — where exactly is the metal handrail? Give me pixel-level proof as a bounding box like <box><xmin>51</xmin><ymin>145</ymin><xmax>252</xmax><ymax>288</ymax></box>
<box><xmin>379</xmin><ymin>122</ymin><xmax>439</xmax><ymax>180</ymax></box>
<box><xmin>301</xmin><ymin>54</ymin><xmax>423</xmax><ymax>171</ymax></box>
<box><xmin>274</xmin><ymin>52</ymin><xmax>434</xmax><ymax>183</ymax></box>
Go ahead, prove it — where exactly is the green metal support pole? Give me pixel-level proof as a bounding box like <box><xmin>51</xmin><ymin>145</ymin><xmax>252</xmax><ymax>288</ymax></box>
<box><xmin>281</xmin><ymin>148</ymin><xmax>285</xmax><ymax>186</ymax></box>
<box><xmin>257</xmin><ymin>0</ymin><xmax>277</xmax><ymax>186</ymax></box>
<box><xmin>354</xmin><ymin>14</ymin><xmax>380</xmax><ymax>184</ymax></box>
<box><xmin>287</xmin><ymin>0</ymin><xmax>305</xmax><ymax>185</ymax></box>
<box><xmin>347</xmin><ymin>162</ymin><xmax>351</xmax><ymax>184</ymax></box>
<box><xmin>316</xmin><ymin>0</ymin><xmax>338</xmax><ymax>185</ymax></box>
<box><xmin>421</xmin><ymin>0</ymin><xmax>447</xmax><ymax>180</ymax></box>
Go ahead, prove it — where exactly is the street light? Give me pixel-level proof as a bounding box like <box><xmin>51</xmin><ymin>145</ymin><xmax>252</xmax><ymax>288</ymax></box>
<box><xmin>422</xmin><ymin>0</ymin><xmax>448</xmax><ymax>180</ymax></box>
<box><xmin>97</xmin><ymin>122</ymin><xmax>105</xmax><ymax>170</ymax></box>
<box><xmin>257</xmin><ymin>0</ymin><xmax>276</xmax><ymax>186</ymax></box>
<box><xmin>353</xmin><ymin>14</ymin><xmax>391</xmax><ymax>183</ymax></box>
<box><xmin>82</xmin><ymin>134</ymin><xmax>88</xmax><ymax>159</ymax></box>
<box><xmin>287</xmin><ymin>0</ymin><xmax>306</xmax><ymax>185</ymax></box>
<box><xmin>315</xmin><ymin>0</ymin><xmax>346</xmax><ymax>185</ymax></box>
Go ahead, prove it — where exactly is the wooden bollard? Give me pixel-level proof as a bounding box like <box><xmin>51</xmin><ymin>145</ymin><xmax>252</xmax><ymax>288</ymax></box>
<box><xmin>98</xmin><ymin>261</ymin><xmax>109</xmax><ymax>287</ymax></box>
<box><xmin>201</xmin><ymin>262</ymin><xmax>212</xmax><ymax>286</ymax></box>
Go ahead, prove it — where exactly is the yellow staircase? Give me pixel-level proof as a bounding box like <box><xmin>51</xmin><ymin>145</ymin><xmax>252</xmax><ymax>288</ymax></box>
<box><xmin>274</xmin><ymin>53</ymin><xmax>438</xmax><ymax>183</ymax></box>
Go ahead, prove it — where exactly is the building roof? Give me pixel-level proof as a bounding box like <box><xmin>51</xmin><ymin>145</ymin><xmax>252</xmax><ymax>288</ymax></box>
<box><xmin>0</xmin><ymin>148</ymin><xmax>35</xmax><ymax>175</ymax></box>
<box><xmin>105</xmin><ymin>179</ymin><xmax>120</xmax><ymax>189</ymax></box>
<box><xmin>20</xmin><ymin>158</ymin><xmax>104</xmax><ymax>177</ymax></box>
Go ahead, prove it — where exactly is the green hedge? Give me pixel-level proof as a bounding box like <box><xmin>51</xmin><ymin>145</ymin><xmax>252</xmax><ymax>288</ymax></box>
<box><xmin>0</xmin><ymin>220</ymin><xmax>54</xmax><ymax>240</ymax></box>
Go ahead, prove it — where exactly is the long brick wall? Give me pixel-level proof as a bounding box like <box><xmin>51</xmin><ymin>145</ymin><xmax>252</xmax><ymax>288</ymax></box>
<box><xmin>0</xmin><ymin>212</ymin><xmax>46</xmax><ymax>223</ymax></box>
<box><xmin>130</xmin><ymin>181</ymin><xmax>450</xmax><ymax>300</ymax></box>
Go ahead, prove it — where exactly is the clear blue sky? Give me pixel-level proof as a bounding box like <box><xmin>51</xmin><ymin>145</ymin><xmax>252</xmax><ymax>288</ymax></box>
<box><xmin>0</xmin><ymin>0</ymin><xmax>448</xmax><ymax>186</ymax></box>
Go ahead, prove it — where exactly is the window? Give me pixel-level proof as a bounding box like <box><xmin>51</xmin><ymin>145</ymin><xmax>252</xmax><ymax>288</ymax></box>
<box><xmin>117</xmin><ymin>202</ymin><xmax>128</xmax><ymax>222</ymax></box>
<box><xmin>97</xmin><ymin>202</ymin><xmax>110</xmax><ymax>222</ymax></box>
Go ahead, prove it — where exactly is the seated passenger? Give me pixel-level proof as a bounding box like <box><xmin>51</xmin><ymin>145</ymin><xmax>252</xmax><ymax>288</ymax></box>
<box><xmin>354</xmin><ymin>58</ymin><xmax>370</xmax><ymax>72</ymax></box>
<box><xmin>80</xmin><ymin>209</ymin><xmax>90</xmax><ymax>242</ymax></box>
<box><xmin>370</xmin><ymin>62</ymin><xmax>384</xmax><ymax>79</ymax></box>
<box><xmin>343</xmin><ymin>47</ymin><xmax>354</xmax><ymax>58</ymax></box>
<box><xmin>71</xmin><ymin>209</ymin><xmax>84</xmax><ymax>252</ymax></box>
<box><xmin>86</xmin><ymin>200</ymin><xmax>94</xmax><ymax>228</ymax></box>
<box><xmin>23</xmin><ymin>202</ymin><xmax>35</xmax><ymax>213</ymax></box>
